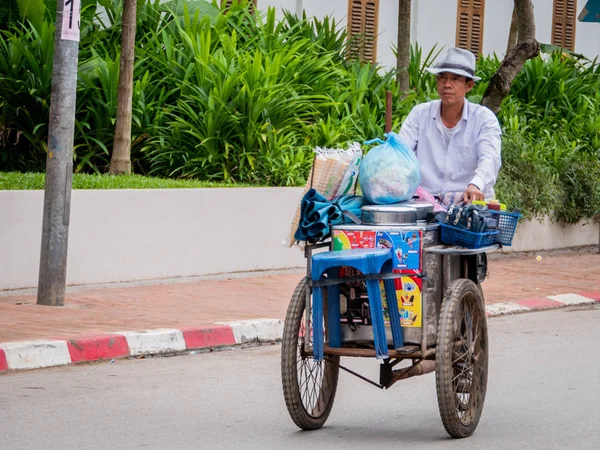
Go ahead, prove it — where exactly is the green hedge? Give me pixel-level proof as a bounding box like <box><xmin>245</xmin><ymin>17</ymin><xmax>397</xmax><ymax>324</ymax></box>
<box><xmin>495</xmin><ymin>133</ymin><xmax>600</xmax><ymax>223</ymax></box>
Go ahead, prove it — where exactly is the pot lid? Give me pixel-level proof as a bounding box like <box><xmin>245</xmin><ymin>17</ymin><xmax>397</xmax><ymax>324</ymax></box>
<box><xmin>404</xmin><ymin>200</ymin><xmax>434</xmax><ymax>210</ymax></box>
<box><xmin>362</xmin><ymin>204</ymin><xmax>418</xmax><ymax>213</ymax></box>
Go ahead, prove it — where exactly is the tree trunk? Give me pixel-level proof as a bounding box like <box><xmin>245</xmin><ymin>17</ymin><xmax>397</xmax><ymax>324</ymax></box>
<box><xmin>109</xmin><ymin>0</ymin><xmax>137</xmax><ymax>175</ymax></box>
<box><xmin>396</xmin><ymin>0</ymin><xmax>411</xmax><ymax>93</ymax></box>
<box><xmin>505</xmin><ymin>5</ymin><xmax>518</xmax><ymax>55</ymax></box>
<box><xmin>481</xmin><ymin>0</ymin><xmax>539</xmax><ymax>114</ymax></box>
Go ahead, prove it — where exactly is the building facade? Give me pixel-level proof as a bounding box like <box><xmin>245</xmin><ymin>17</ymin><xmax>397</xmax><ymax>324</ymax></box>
<box><xmin>238</xmin><ymin>0</ymin><xmax>600</xmax><ymax>67</ymax></box>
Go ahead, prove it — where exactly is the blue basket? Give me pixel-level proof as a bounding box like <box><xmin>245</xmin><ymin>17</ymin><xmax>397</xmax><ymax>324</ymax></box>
<box><xmin>439</xmin><ymin>223</ymin><xmax>500</xmax><ymax>249</ymax></box>
<box><xmin>488</xmin><ymin>210</ymin><xmax>521</xmax><ymax>246</ymax></box>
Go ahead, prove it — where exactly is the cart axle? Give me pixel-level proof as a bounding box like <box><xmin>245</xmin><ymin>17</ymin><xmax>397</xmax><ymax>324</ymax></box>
<box><xmin>380</xmin><ymin>359</ymin><xmax>436</xmax><ymax>388</ymax></box>
<box><xmin>335</xmin><ymin>358</ymin><xmax>436</xmax><ymax>390</ymax></box>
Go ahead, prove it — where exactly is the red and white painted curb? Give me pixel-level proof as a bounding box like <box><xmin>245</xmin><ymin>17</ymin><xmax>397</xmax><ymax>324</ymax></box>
<box><xmin>484</xmin><ymin>292</ymin><xmax>600</xmax><ymax>317</ymax></box>
<box><xmin>0</xmin><ymin>319</ymin><xmax>282</xmax><ymax>373</ymax></box>
<box><xmin>1</xmin><ymin>292</ymin><xmax>599</xmax><ymax>374</ymax></box>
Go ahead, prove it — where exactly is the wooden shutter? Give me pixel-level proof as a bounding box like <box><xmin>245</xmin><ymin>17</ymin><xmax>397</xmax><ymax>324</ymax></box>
<box><xmin>347</xmin><ymin>0</ymin><xmax>380</xmax><ymax>63</ymax></box>
<box><xmin>455</xmin><ymin>0</ymin><xmax>485</xmax><ymax>55</ymax></box>
<box><xmin>552</xmin><ymin>0</ymin><xmax>577</xmax><ymax>51</ymax></box>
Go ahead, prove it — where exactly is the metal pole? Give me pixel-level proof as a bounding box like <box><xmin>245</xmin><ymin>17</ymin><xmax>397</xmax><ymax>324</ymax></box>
<box><xmin>37</xmin><ymin>0</ymin><xmax>81</xmax><ymax>306</ymax></box>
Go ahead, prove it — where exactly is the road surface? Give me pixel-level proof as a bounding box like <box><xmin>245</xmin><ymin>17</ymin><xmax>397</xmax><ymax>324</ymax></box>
<box><xmin>1</xmin><ymin>306</ymin><xmax>599</xmax><ymax>449</ymax></box>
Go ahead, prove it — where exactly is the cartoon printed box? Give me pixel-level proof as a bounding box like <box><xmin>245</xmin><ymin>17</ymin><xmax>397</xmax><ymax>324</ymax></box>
<box><xmin>333</xmin><ymin>228</ymin><xmax>424</xmax><ymax>328</ymax></box>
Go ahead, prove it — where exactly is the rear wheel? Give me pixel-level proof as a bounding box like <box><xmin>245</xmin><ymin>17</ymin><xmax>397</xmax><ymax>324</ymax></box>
<box><xmin>436</xmin><ymin>278</ymin><xmax>488</xmax><ymax>438</ymax></box>
<box><xmin>281</xmin><ymin>278</ymin><xmax>340</xmax><ymax>430</ymax></box>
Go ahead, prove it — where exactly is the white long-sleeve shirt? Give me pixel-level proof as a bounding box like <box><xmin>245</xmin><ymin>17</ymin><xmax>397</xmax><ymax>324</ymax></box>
<box><xmin>398</xmin><ymin>99</ymin><xmax>502</xmax><ymax>202</ymax></box>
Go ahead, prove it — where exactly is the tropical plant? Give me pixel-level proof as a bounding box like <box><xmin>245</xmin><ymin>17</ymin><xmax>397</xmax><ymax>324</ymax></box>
<box><xmin>0</xmin><ymin>20</ymin><xmax>54</xmax><ymax>171</ymax></box>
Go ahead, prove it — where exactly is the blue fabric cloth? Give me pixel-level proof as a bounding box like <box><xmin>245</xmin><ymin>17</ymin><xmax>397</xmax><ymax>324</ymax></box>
<box><xmin>294</xmin><ymin>189</ymin><xmax>367</xmax><ymax>243</ymax></box>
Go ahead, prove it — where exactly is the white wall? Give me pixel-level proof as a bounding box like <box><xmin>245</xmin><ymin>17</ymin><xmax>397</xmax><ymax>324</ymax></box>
<box><xmin>482</xmin><ymin>0</ymin><xmax>513</xmax><ymax>57</ymax></box>
<box><xmin>531</xmin><ymin>0</ymin><xmax>600</xmax><ymax>59</ymax></box>
<box><xmin>295</xmin><ymin>1</ymin><xmax>402</xmax><ymax>68</ymax></box>
<box><xmin>1</xmin><ymin>189</ymin><xmax>597</xmax><ymax>291</ymax></box>
<box><xmin>413</xmin><ymin>0</ymin><xmax>458</xmax><ymax>58</ymax></box>
<box><xmin>376</xmin><ymin>0</ymin><xmax>400</xmax><ymax>68</ymax></box>
<box><xmin>575</xmin><ymin>19</ymin><xmax>600</xmax><ymax>59</ymax></box>
<box><xmin>532</xmin><ymin>0</ymin><xmax>556</xmax><ymax>46</ymax></box>
<box><xmin>262</xmin><ymin>0</ymin><xmax>600</xmax><ymax>65</ymax></box>
<box><xmin>303</xmin><ymin>0</ymin><xmax>344</xmax><ymax>20</ymax></box>
<box><xmin>0</xmin><ymin>189</ymin><xmax>306</xmax><ymax>291</ymax></box>
<box><xmin>506</xmin><ymin>216</ymin><xmax>600</xmax><ymax>253</ymax></box>
<box><xmin>263</xmin><ymin>0</ymin><xmax>298</xmax><ymax>19</ymax></box>
<box><xmin>480</xmin><ymin>0</ymin><xmax>600</xmax><ymax>59</ymax></box>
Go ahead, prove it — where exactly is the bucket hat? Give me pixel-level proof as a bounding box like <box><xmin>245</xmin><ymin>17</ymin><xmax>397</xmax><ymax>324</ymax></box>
<box><xmin>426</xmin><ymin>47</ymin><xmax>481</xmax><ymax>81</ymax></box>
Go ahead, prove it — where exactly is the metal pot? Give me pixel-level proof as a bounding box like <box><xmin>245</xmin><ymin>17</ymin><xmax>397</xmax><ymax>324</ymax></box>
<box><xmin>404</xmin><ymin>200</ymin><xmax>434</xmax><ymax>221</ymax></box>
<box><xmin>361</xmin><ymin>204</ymin><xmax>418</xmax><ymax>225</ymax></box>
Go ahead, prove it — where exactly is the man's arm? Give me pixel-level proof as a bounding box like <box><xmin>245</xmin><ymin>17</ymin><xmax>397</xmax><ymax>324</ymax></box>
<box><xmin>464</xmin><ymin>111</ymin><xmax>502</xmax><ymax>201</ymax></box>
<box><xmin>398</xmin><ymin>107</ymin><xmax>421</xmax><ymax>152</ymax></box>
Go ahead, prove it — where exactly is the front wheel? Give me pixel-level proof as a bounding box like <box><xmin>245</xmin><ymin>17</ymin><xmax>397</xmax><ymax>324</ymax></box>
<box><xmin>436</xmin><ymin>278</ymin><xmax>489</xmax><ymax>438</ymax></box>
<box><xmin>281</xmin><ymin>278</ymin><xmax>340</xmax><ymax>430</ymax></box>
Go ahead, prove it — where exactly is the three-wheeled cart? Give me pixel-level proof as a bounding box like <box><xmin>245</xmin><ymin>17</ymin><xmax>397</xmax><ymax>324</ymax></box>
<box><xmin>281</xmin><ymin>203</ymin><xmax>499</xmax><ymax>438</ymax></box>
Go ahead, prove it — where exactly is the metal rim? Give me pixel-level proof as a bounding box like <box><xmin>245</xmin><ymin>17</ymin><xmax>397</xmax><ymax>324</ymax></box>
<box><xmin>450</xmin><ymin>291</ymin><xmax>487</xmax><ymax>426</ymax></box>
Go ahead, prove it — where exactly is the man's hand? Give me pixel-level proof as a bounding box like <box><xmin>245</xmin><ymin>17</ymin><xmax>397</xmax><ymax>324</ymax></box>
<box><xmin>462</xmin><ymin>184</ymin><xmax>484</xmax><ymax>203</ymax></box>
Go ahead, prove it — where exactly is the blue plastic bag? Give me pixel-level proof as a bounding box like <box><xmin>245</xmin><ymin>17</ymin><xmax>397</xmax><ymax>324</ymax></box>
<box><xmin>359</xmin><ymin>132</ymin><xmax>421</xmax><ymax>204</ymax></box>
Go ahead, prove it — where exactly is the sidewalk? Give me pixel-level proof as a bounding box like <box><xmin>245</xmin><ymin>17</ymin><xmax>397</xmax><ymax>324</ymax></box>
<box><xmin>1</xmin><ymin>247</ymin><xmax>599</xmax><ymax>371</ymax></box>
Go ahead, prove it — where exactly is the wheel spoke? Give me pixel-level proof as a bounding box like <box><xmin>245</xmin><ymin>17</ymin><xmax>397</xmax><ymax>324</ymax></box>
<box><xmin>451</xmin><ymin>293</ymin><xmax>483</xmax><ymax>426</ymax></box>
<box><xmin>452</xmin><ymin>365</ymin><xmax>471</xmax><ymax>384</ymax></box>
<box><xmin>295</xmin><ymin>312</ymin><xmax>328</xmax><ymax>418</ymax></box>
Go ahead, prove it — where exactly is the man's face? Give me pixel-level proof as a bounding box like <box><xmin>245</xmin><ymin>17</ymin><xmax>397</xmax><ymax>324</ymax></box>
<box><xmin>436</xmin><ymin>72</ymin><xmax>474</xmax><ymax>107</ymax></box>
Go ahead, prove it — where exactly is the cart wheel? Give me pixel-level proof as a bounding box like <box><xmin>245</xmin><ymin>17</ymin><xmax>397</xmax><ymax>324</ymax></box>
<box><xmin>436</xmin><ymin>278</ymin><xmax>488</xmax><ymax>438</ymax></box>
<box><xmin>281</xmin><ymin>277</ymin><xmax>340</xmax><ymax>430</ymax></box>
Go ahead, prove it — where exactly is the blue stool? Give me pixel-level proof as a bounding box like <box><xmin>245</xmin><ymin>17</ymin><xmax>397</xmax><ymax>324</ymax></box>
<box><xmin>310</xmin><ymin>248</ymin><xmax>404</xmax><ymax>361</ymax></box>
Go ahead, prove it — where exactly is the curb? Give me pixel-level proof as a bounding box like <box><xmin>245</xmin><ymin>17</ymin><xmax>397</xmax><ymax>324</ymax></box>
<box><xmin>1</xmin><ymin>292</ymin><xmax>599</xmax><ymax>374</ymax></box>
<box><xmin>485</xmin><ymin>292</ymin><xmax>600</xmax><ymax>317</ymax></box>
<box><xmin>0</xmin><ymin>319</ymin><xmax>283</xmax><ymax>374</ymax></box>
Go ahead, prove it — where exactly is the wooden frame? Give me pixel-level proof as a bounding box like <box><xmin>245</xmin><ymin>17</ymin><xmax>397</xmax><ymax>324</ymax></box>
<box><xmin>455</xmin><ymin>0</ymin><xmax>485</xmax><ymax>55</ymax></box>
<box><xmin>551</xmin><ymin>0</ymin><xmax>577</xmax><ymax>51</ymax></box>
<box><xmin>347</xmin><ymin>0</ymin><xmax>380</xmax><ymax>63</ymax></box>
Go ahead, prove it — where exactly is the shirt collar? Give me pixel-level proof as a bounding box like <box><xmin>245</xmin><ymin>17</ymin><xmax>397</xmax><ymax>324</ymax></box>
<box><xmin>432</xmin><ymin>99</ymin><xmax>471</xmax><ymax>122</ymax></box>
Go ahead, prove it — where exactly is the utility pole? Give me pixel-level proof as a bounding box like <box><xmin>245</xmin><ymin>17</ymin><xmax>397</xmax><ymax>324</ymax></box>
<box><xmin>37</xmin><ymin>0</ymin><xmax>81</xmax><ymax>306</ymax></box>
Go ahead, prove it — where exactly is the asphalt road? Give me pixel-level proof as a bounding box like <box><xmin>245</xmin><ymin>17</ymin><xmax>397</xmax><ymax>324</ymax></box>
<box><xmin>1</xmin><ymin>306</ymin><xmax>599</xmax><ymax>450</ymax></box>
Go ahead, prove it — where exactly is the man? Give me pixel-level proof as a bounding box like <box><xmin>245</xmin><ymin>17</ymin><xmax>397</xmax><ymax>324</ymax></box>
<box><xmin>398</xmin><ymin>47</ymin><xmax>502</xmax><ymax>205</ymax></box>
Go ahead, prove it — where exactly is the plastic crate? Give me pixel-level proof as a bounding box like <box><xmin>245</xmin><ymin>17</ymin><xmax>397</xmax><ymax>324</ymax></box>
<box><xmin>439</xmin><ymin>223</ymin><xmax>500</xmax><ymax>249</ymax></box>
<box><xmin>488</xmin><ymin>210</ymin><xmax>522</xmax><ymax>246</ymax></box>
